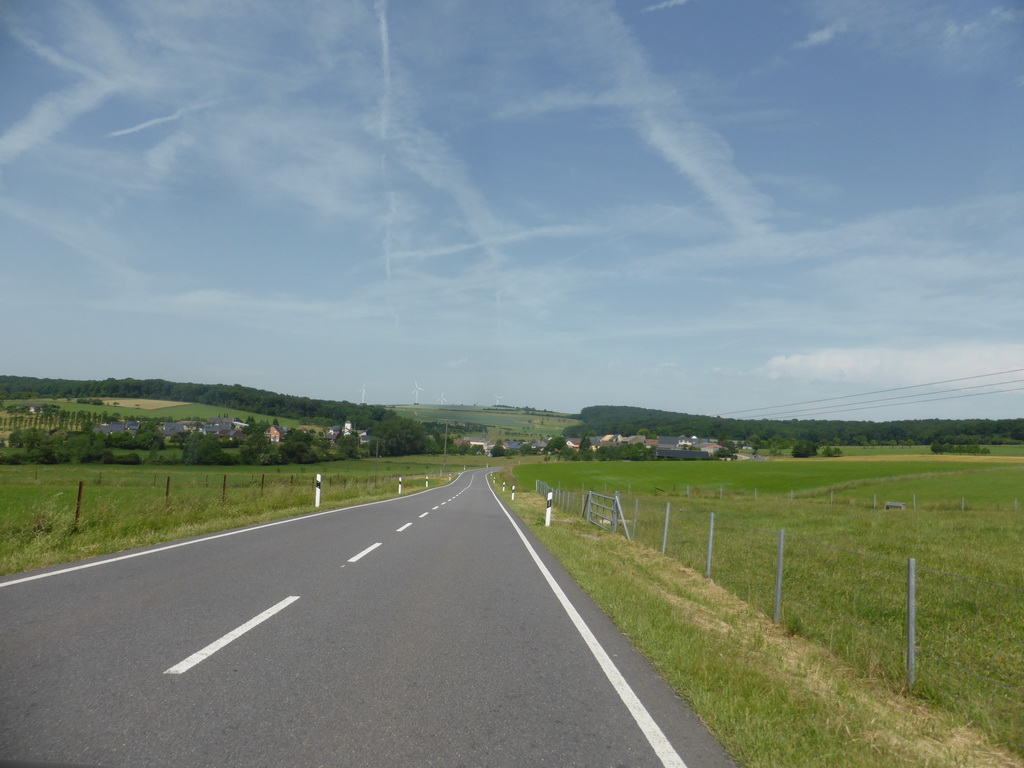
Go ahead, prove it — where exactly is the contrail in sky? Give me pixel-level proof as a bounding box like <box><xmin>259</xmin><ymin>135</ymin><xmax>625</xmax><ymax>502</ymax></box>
<box><xmin>375</xmin><ymin>0</ymin><xmax>399</xmax><ymax>323</ymax></box>
<box><xmin>375</xmin><ymin>0</ymin><xmax>392</xmax><ymax>141</ymax></box>
<box><xmin>106</xmin><ymin>101</ymin><xmax>215</xmax><ymax>138</ymax></box>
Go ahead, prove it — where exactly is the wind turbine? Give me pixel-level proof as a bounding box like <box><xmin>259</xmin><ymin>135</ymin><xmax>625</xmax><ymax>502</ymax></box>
<box><xmin>494</xmin><ymin>394</ymin><xmax>504</xmax><ymax>406</ymax></box>
<box><xmin>413</xmin><ymin>382</ymin><xmax>423</xmax><ymax>405</ymax></box>
<box><xmin>360</xmin><ymin>384</ymin><xmax>366</xmax><ymax>405</ymax></box>
<box><xmin>438</xmin><ymin>392</ymin><xmax>447</xmax><ymax>405</ymax></box>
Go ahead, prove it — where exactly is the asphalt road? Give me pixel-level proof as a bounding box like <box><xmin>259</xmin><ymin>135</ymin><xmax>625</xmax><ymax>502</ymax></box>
<box><xmin>0</xmin><ymin>469</ymin><xmax>737</xmax><ymax>768</ymax></box>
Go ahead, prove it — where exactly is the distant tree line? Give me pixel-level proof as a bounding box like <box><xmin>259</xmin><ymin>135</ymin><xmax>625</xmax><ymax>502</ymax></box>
<box><xmin>567</xmin><ymin>405</ymin><xmax>1024</xmax><ymax>447</ymax></box>
<box><xmin>0</xmin><ymin>410</ymin><xmax>461</xmax><ymax>466</ymax></box>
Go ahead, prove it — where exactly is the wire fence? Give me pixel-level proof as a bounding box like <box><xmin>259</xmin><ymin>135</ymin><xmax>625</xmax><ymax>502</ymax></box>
<box><xmin>535</xmin><ymin>480</ymin><xmax>1024</xmax><ymax>753</ymax></box>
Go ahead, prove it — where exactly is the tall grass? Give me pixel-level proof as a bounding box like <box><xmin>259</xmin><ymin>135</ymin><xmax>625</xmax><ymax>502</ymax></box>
<box><xmin>497</xmin><ymin>473</ymin><xmax>1023</xmax><ymax>768</ymax></box>
<box><xmin>518</xmin><ymin>461</ymin><xmax>1024</xmax><ymax>757</ymax></box>
<box><xmin>0</xmin><ymin>463</ymin><xmax>454</xmax><ymax>575</ymax></box>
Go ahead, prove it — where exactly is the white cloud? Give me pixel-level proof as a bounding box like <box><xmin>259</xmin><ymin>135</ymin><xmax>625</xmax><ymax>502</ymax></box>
<box><xmin>644</xmin><ymin>0</ymin><xmax>693</xmax><ymax>12</ymax></box>
<box><xmin>794</xmin><ymin>20</ymin><xmax>847</xmax><ymax>49</ymax></box>
<box><xmin>799</xmin><ymin>0</ymin><xmax>1024</xmax><ymax>75</ymax></box>
<box><xmin>0</xmin><ymin>80</ymin><xmax>116</xmax><ymax>168</ymax></box>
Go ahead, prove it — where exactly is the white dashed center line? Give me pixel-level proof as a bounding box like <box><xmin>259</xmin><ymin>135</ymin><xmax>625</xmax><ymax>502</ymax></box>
<box><xmin>348</xmin><ymin>542</ymin><xmax>382</xmax><ymax>562</ymax></box>
<box><xmin>165</xmin><ymin>596</ymin><xmax>300</xmax><ymax>675</ymax></box>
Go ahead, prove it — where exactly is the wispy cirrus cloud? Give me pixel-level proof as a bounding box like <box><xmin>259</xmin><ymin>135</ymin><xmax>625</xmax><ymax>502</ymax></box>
<box><xmin>0</xmin><ymin>80</ymin><xmax>116</xmax><ymax>169</ymax></box>
<box><xmin>794</xmin><ymin>19</ymin><xmax>847</xmax><ymax>49</ymax></box>
<box><xmin>799</xmin><ymin>0</ymin><xmax>1024</xmax><ymax>75</ymax></box>
<box><xmin>643</xmin><ymin>0</ymin><xmax>693</xmax><ymax>12</ymax></box>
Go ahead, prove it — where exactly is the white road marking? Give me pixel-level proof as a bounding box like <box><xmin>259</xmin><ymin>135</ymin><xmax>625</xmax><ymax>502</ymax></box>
<box><xmin>488</xmin><ymin>484</ymin><xmax>688</xmax><ymax>768</ymax></box>
<box><xmin>165</xmin><ymin>596</ymin><xmax>299</xmax><ymax>675</ymax></box>
<box><xmin>419</xmin><ymin>512</ymin><xmax>430</xmax><ymax>518</ymax></box>
<box><xmin>396</xmin><ymin>523</ymin><xmax>413</xmax><ymax>532</ymax></box>
<box><xmin>348</xmin><ymin>542</ymin><xmax>382</xmax><ymax>562</ymax></box>
<box><xmin>432</xmin><ymin>505</ymin><xmax>440</xmax><ymax>510</ymax></box>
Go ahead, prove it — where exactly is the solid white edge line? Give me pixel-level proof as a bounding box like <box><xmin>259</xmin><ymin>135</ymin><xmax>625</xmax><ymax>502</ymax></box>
<box><xmin>165</xmin><ymin>595</ymin><xmax>299</xmax><ymax>675</ymax></box>
<box><xmin>1</xmin><ymin>473</ymin><xmax>474</xmax><ymax>590</ymax></box>
<box><xmin>486</xmin><ymin>480</ymin><xmax>688</xmax><ymax>768</ymax></box>
<box><xmin>348</xmin><ymin>542</ymin><xmax>382</xmax><ymax>562</ymax></box>
<box><xmin>396</xmin><ymin>523</ymin><xmax>413</xmax><ymax>532</ymax></box>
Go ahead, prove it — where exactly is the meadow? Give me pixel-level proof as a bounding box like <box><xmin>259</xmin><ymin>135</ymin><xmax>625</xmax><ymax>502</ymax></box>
<box><xmin>0</xmin><ymin>456</ymin><xmax>494</xmax><ymax>577</ymax></box>
<box><xmin>514</xmin><ymin>456</ymin><xmax>1024</xmax><ymax>757</ymax></box>
<box><xmin>391</xmin><ymin>404</ymin><xmax>579</xmax><ymax>438</ymax></box>
<box><xmin>5</xmin><ymin>398</ymin><xmax>304</xmax><ymax>428</ymax></box>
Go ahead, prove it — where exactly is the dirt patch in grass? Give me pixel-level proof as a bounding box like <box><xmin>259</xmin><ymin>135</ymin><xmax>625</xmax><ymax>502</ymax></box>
<box><xmin>100</xmin><ymin>398</ymin><xmax>191</xmax><ymax>409</ymax></box>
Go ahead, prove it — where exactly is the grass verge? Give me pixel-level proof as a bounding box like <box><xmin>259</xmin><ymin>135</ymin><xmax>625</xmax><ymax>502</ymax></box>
<box><xmin>496</xmin><ymin>475</ymin><xmax>1022</xmax><ymax>768</ymax></box>
<box><xmin>0</xmin><ymin>466</ymin><xmax>454</xmax><ymax>576</ymax></box>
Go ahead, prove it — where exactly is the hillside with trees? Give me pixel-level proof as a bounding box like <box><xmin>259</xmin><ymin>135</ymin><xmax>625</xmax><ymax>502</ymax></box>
<box><xmin>566</xmin><ymin>405</ymin><xmax>1024</xmax><ymax>448</ymax></box>
<box><xmin>0</xmin><ymin>376</ymin><xmax>390</xmax><ymax>427</ymax></box>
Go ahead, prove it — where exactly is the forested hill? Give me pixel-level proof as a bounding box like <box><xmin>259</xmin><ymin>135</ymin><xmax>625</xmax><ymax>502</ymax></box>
<box><xmin>0</xmin><ymin>376</ymin><xmax>392</xmax><ymax>427</ymax></box>
<box><xmin>567</xmin><ymin>405</ymin><xmax>1024</xmax><ymax>446</ymax></box>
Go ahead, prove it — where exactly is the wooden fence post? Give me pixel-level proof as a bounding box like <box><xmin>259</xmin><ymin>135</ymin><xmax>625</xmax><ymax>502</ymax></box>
<box><xmin>75</xmin><ymin>481</ymin><xmax>84</xmax><ymax>528</ymax></box>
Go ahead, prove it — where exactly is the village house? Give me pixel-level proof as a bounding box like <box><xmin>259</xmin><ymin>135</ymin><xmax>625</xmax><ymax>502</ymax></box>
<box><xmin>265</xmin><ymin>425</ymin><xmax>288</xmax><ymax>443</ymax></box>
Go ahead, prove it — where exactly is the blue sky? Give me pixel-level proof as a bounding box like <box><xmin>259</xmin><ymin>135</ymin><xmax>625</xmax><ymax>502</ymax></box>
<box><xmin>2</xmin><ymin>0</ymin><xmax>1023</xmax><ymax>420</ymax></box>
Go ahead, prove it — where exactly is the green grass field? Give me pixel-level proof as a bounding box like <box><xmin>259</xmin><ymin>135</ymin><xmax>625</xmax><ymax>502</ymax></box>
<box><xmin>514</xmin><ymin>456</ymin><xmax>1024</xmax><ymax>757</ymax></box>
<box><xmin>0</xmin><ymin>458</ymin><xmax>479</xmax><ymax>576</ymax></box>
<box><xmin>4</xmin><ymin>398</ymin><xmax>304</xmax><ymax>428</ymax></box>
<box><xmin>498</xmin><ymin>480</ymin><xmax>1021</xmax><ymax>768</ymax></box>
<box><xmin>391</xmin><ymin>404</ymin><xmax>579</xmax><ymax>438</ymax></box>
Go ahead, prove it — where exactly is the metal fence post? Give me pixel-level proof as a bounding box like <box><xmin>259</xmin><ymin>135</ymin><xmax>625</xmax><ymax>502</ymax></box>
<box><xmin>705</xmin><ymin>512</ymin><xmax>715</xmax><ymax>579</ymax></box>
<box><xmin>907</xmin><ymin>557</ymin><xmax>917</xmax><ymax>689</ymax></box>
<box><xmin>774</xmin><ymin>529</ymin><xmax>785</xmax><ymax>623</ymax></box>
<box><xmin>661</xmin><ymin>502</ymin><xmax>671</xmax><ymax>555</ymax></box>
<box><xmin>633</xmin><ymin>498</ymin><xmax>639</xmax><ymax>542</ymax></box>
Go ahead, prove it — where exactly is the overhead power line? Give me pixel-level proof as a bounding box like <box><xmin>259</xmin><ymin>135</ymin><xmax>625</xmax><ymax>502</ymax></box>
<box><xmin>720</xmin><ymin>368</ymin><xmax>1024</xmax><ymax>420</ymax></box>
<box><xmin>744</xmin><ymin>383</ymin><xmax>1024</xmax><ymax>420</ymax></box>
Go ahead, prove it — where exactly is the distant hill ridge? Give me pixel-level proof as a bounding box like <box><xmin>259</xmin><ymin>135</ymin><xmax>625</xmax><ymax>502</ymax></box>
<box><xmin>566</xmin><ymin>405</ymin><xmax>1024</xmax><ymax>446</ymax></box>
<box><xmin>0</xmin><ymin>376</ymin><xmax>392</xmax><ymax>427</ymax></box>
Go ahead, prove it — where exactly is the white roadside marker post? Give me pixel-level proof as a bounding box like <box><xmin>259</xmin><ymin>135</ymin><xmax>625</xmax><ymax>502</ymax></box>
<box><xmin>399</xmin><ymin>476</ymin><xmax>403</xmax><ymax>495</ymax></box>
<box><xmin>511</xmin><ymin>485</ymin><xmax>516</xmax><ymax>501</ymax></box>
<box><xmin>315</xmin><ymin>474</ymin><xmax>322</xmax><ymax>508</ymax></box>
<box><xmin>546</xmin><ymin>491</ymin><xmax>553</xmax><ymax>527</ymax></box>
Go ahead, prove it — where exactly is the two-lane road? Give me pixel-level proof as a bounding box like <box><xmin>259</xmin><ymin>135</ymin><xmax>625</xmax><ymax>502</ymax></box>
<box><xmin>0</xmin><ymin>469</ymin><xmax>736</xmax><ymax>767</ymax></box>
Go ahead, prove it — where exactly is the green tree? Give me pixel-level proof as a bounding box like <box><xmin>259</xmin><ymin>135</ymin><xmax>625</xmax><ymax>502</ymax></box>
<box><xmin>791</xmin><ymin>441</ymin><xmax>818</xmax><ymax>458</ymax></box>
<box><xmin>279</xmin><ymin>429</ymin><xmax>318</xmax><ymax>464</ymax></box>
<box><xmin>182</xmin><ymin>433</ymin><xmax>231</xmax><ymax>465</ymax></box>
<box><xmin>372</xmin><ymin>417</ymin><xmax>428</xmax><ymax>456</ymax></box>
<box><xmin>545</xmin><ymin>435</ymin><xmax>567</xmax><ymax>454</ymax></box>
<box><xmin>715</xmin><ymin>439</ymin><xmax>739</xmax><ymax>460</ymax></box>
